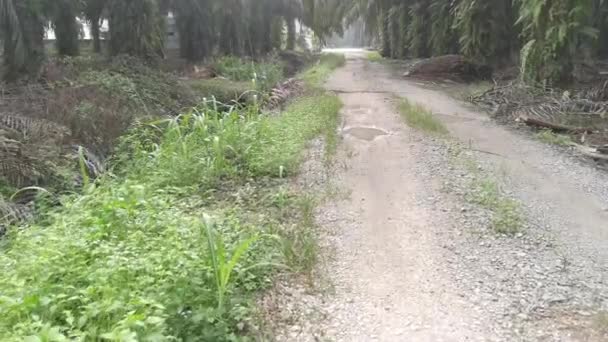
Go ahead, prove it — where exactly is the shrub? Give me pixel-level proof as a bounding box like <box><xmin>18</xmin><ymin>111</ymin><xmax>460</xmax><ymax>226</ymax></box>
<box><xmin>188</xmin><ymin>78</ymin><xmax>255</xmax><ymax>105</ymax></box>
<box><xmin>213</xmin><ymin>56</ymin><xmax>284</xmax><ymax>92</ymax></box>
<box><xmin>0</xmin><ymin>88</ymin><xmax>343</xmax><ymax>340</ymax></box>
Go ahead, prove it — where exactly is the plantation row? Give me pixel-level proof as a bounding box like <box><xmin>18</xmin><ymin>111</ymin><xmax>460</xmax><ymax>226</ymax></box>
<box><xmin>0</xmin><ymin>0</ymin><xmax>345</xmax><ymax>81</ymax></box>
<box><xmin>343</xmin><ymin>0</ymin><xmax>608</xmax><ymax>84</ymax></box>
<box><xmin>0</xmin><ymin>54</ymin><xmax>345</xmax><ymax>340</ymax></box>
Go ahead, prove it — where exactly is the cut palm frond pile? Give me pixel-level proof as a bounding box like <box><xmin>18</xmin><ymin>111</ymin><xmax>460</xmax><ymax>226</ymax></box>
<box><xmin>471</xmin><ymin>82</ymin><xmax>608</xmax><ymax>162</ymax></box>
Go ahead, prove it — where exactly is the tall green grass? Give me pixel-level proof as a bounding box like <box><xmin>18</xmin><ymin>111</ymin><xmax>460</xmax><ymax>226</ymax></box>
<box><xmin>0</xmin><ymin>91</ymin><xmax>341</xmax><ymax>340</ymax></box>
<box><xmin>366</xmin><ymin>51</ymin><xmax>383</xmax><ymax>62</ymax></box>
<box><xmin>301</xmin><ymin>53</ymin><xmax>346</xmax><ymax>88</ymax></box>
<box><xmin>213</xmin><ymin>56</ymin><xmax>284</xmax><ymax>92</ymax></box>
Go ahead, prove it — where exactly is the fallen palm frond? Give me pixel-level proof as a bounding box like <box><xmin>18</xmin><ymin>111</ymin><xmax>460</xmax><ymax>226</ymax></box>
<box><xmin>470</xmin><ymin>82</ymin><xmax>608</xmax><ymax>160</ymax></box>
<box><xmin>266</xmin><ymin>78</ymin><xmax>305</xmax><ymax>110</ymax></box>
<box><xmin>0</xmin><ymin>195</ymin><xmax>33</xmax><ymax>236</ymax></box>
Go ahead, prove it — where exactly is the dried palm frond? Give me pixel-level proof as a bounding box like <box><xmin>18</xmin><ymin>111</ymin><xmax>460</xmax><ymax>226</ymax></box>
<box><xmin>0</xmin><ymin>112</ymin><xmax>70</xmax><ymax>140</ymax></box>
<box><xmin>0</xmin><ymin>195</ymin><xmax>33</xmax><ymax>237</ymax></box>
<box><xmin>471</xmin><ymin>83</ymin><xmax>608</xmax><ymax>130</ymax></box>
<box><xmin>266</xmin><ymin>78</ymin><xmax>304</xmax><ymax>110</ymax></box>
<box><xmin>0</xmin><ymin>136</ymin><xmax>42</xmax><ymax>187</ymax></box>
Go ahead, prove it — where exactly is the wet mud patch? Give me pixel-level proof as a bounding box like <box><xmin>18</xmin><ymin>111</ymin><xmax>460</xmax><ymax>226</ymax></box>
<box><xmin>342</xmin><ymin>126</ymin><xmax>388</xmax><ymax>141</ymax></box>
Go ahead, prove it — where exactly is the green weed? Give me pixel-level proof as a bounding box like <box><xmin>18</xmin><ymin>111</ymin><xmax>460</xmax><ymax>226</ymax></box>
<box><xmin>248</xmin><ymin>94</ymin><xmax>342</xmax><ymax>176</ymax></box>
<box><xmin>203</xmin><ymin>215</ymin><xmax>261</xmax><ymax>310</ymax></box>
<box><xmin>366</xmin><ymin>51</ymin><xmax>383</xmax><ymax>62</ymax></box>
<box><xmin>188</xmin><ymin>78</ymin><xmax>256</xmax><ymax>105</ymax></box>
<box><xmin>277</xmin><ymin>195</ymin><xmax>319</xmax><ymax>277</ymax></box>
<box><xmin>300</xmin><ymin>53</ymin><xmax>346</xmax><ymax>88</ymax></box>
<box><xmin>0</xmin><ymin>80</ymin><xmax>342</xmax><ymax>340</ymax></box>
<box><xmin>213</xmin><ymin>56</ymin><xmax>284</xmax><ymax>92</ymax></box>
<box><xmin>535</xmin><ymin>129</ymin><xmax>573</xmax><ymax>146</ymax></box>
<box><xmin>467</xmin><ymin>177</ymin><xmax>523</xmax><ymax>234</ymax></box>
<box><xmin>398</xmin><ymin>99</ymin><xmax>449</xmax><ymax>135</ymax></box>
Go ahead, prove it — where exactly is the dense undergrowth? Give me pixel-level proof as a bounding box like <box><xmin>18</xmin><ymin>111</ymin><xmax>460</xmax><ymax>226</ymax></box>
<box><xmin>0</xmin><ymin>54</ymin><xmax>343</xmax><ymax>341</ymax></box>
<box><xmin>189</xmin><ymin>55</ymin><xmax>291</xmax><ymax>105</ymax></box>
<box><xmin>0</xmin><ymin>53</ymin><xmax>315</xmax><ymax>225</ymax></box>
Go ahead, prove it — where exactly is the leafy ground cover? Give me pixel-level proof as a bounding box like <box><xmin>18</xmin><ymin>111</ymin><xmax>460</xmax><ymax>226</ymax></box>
<box><xmin>0</xmin><ymin>54</ymin><xmax>343</xmax><ymax>341</ymax></box>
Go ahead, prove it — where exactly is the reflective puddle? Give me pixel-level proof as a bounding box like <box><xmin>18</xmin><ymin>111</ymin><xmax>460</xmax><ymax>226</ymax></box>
<box><xmin>343</xmin><ymin>127</ymin><xmax>388</xmax><ymax>141</ymax></box>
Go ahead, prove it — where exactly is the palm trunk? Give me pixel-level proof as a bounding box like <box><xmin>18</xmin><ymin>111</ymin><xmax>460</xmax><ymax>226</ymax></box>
<box><xmin>286</xmin><ymin>17</ymin><xmax>296</xmax><ymax>50</ymax></box>
<box><xmin>91</xmin><ymin>18</ymin><xmax>101</xmax><ymax>53</ymax></box>
<box><xmin>379</xmin><ymin>6</ymin><xmax>390</xmax><ymax>57</ymax></box>
<box><xmin>220</xmin><ymin>19</ymin><xmax>240</xmax><ymax>56</ymax></box>
<box><xmin>2</xmin><ymin>5</ymin><xmax>45</xmax><ymax>81</ymax></box>
<box><xmin>54</xmin><ymin>9</ymin><xmax>80</xmax><ymax>56</ymax></box>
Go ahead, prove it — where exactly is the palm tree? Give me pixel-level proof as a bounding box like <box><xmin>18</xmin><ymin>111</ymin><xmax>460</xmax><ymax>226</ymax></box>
<box><xmin>49</xmin><ymin>0</ymin><xmax>81</xmax><ymax>56</ymax></box>
<box><xmin>83</xmin><ymin>0</ymin><xmax>107</xmax><ymax>53</ymax></box>
<box><xmin>279</xmin><ymin>0</ymin><xmax>303</xmax><ymax>50</ymax></box>
<box><xmin>173</xmin><ymin>0</ymin><xmax>214</xmax><ymax>61</ymax></box>
<box><xmin>218</xmin><ymin>0</ymin><xmax>244</xmax><ymax>55</ymax></box>
<box><xmin>0</xmin><ymin>0</ymin><xmax>46</xmax><ymax>81</ymax></box>
<box><xmin>107</xmin><ymin>0</ymin><xmax>165</xmax><ymax>58</ymax></box>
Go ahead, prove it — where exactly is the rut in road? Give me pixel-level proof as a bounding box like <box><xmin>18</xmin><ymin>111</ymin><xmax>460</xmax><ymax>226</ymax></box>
<box><xmin>310</xmin><ymin>51</ymin><xmax>608</xmax><ymax>341</ymax></box>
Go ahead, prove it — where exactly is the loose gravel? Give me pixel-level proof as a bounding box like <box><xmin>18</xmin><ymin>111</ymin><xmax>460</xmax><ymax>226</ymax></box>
<box><xmin>260</xmin><ymin>50</ymin><xmax>608</xmax><ymax>342</ymax></box>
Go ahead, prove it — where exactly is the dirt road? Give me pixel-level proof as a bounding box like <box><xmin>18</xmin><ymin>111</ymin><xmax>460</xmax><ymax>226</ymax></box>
<box><xmin>309</xmin><ymin>50</ymin><xmax>608</xmax><ymax>341</ymax></box>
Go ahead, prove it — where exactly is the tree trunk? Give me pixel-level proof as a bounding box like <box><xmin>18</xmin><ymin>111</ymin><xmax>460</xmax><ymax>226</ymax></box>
<box><xmin>219</xmin><ymin>18</ymin><xmax>240</xmax><ymax>56</ymax></box>
<box><xmin>176</xmin><ymin>10</ymin><xmax>211</xmax><ymax>62</ymax></box>
<box><xmin>379</xmin><ymin>6</ymin><xmax>390</xmax><ymax>57</ymax></box>
<box><xmin>91</xmin><ymin>18</ymin><xmax>101</xmax><ymax>53</ymax></box>
<box><xmin>54</xmin><ymin>5</ymin><xmax>80</xmax><ymax>56</ymax></box>
<box><xmin>286</xmin><ymin>17</ymin><xmax>296</xmax><ymax>50</ymax></box>
<box><xmin>3</xmin><ymin>7</ymin><xmax>45</xmax><ymax>81</ymax></box>
<box><xmin>271</xmin><ymin>17</ymin><xmax>283</xmax><ymax>50</ymax></box>
<box><xmin>108</xmin><ymin>0</ymin><xmax>165</xmax><ymax>58</ymax></box>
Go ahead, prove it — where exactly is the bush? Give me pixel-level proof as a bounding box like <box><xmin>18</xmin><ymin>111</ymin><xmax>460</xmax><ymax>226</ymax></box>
<box><xmin>188</xmin><ymin>78</ymin><xmax>255</xmax><ymax>105</ymax></box>
<box><xmin>85</xmin><ymin>55</ymin><xmax>198</xmax><ymax>114</ymax></box>
<box><xmin>0</xmin><ymin>56</ymin><xmax>200</xmax><ymax>196</ymax></box>
<box><xmin>0</xmin><ymin>89</ymin><xmax>343</xmax><ymax>340</ymax></box>
<box><xmin>213</xmin><ymin>56</ymin><xmax>284</xmax><ymax>92</ymax></box>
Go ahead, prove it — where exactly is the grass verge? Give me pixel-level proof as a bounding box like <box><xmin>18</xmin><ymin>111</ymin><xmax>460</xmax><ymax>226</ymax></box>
<box><xmin>0</xmin><ymin>63</ymin><xmax>342</xmax><ymax>340</ymax></box>
<box><xmin>366</xmin><ymin>51</ymin><xmax>383</xmax><ymax>62</ymax></box>
<box><xmin>300</xmin><ymin>53</ymin><xmax>346</xmax><ymax>88</ymax></box>
<box><xmin>398</xmin><ymin>99</ymin><xmax>449</xmax><ymax>135</ymax></box>
<box><xmin>188</xmin><ymin>78</ymin><xmax>256</xmax><ymax>105</ymax></box>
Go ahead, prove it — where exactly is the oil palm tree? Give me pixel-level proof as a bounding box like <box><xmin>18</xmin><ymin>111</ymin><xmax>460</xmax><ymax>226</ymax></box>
<box><xmin>48</xmin><ymin>0</ymin><xmax>81</xmax><ymax>56</ymax></box>
<box><xmin>107</xmin><ymin>0</ymin><xmax>165</xmax><ymax>58</ymax></box>
<box><xmin>280</xmin><ymin>0</ymin><xmax>303</xmax><ymax>50</ymax></box>
<box><xmin>218</xmin><ymin>0</ymin><xmax>244</xmax><ymax>55</ymax></box>
<box><xmin>0</xmin><ymin>0</ymin><xmax>46</xmax><ymax>81</ymax></box>
<box><xmin>83</xmin><ymin>0</ymin><xmax>108</xmax><ymax>53</ymax></box>
<box><xmin>172</xmin><ymin>0</ymin><xmax>214</xmax><ymax>61</ymax></box>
